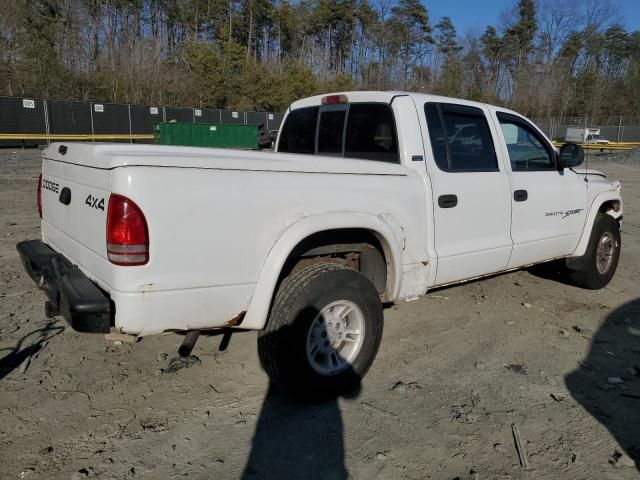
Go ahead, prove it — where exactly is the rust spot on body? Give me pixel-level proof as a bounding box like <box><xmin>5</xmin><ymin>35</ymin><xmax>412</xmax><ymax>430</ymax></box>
<box><xmin>225</xmin><ymin>310</ymin><xmax>246</xmax><ymax>327</ymax></box>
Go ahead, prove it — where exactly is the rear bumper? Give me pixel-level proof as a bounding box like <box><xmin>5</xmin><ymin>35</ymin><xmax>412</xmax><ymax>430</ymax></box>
<box><xmin>16</xmin><ymin>240</ymin><xmax>112</xmax><ymax>333</ymax></box>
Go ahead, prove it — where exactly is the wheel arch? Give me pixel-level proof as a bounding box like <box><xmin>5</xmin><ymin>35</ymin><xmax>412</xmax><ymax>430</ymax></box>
<box><xmin>571</xmin><ymin>192</ymin><xmax>623</xmax><ymax>258</ymax></box>
<box><xmin>241</xmin><ymin>212</ymin><xmax>404</xmax><ymax>330</ymax></box>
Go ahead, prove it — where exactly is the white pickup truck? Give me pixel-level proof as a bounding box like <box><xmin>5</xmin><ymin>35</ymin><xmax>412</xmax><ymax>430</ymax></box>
<box><xmin>18</xmin><ymin>91</ymin><xmax>623</xmax><ymax>397</ymax></box>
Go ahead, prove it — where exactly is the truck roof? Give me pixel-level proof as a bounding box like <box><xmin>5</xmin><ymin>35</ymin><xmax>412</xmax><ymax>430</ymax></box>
<box><xmin>289</xmin><ymin>91</ymin><xmax>522</xmax><ymax>118</ymax></box>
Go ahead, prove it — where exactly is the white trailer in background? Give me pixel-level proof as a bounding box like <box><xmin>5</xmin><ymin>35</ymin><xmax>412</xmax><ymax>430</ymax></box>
<box><xmin>565</xmin><ymin>127</ymin><xmax>610</xmax><ymax>144</ymax></box>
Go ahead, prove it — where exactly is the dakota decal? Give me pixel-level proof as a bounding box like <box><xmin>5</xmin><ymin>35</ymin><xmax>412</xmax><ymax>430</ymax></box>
<box><xmin>562</xmin><ymin>208</ymin><xmax>584</xmax><ymax>219</ymax></box>
<box><xmin>545</xmin><ymin>208</ymin><xmax>584</xmax><ymax>219</ymax></box>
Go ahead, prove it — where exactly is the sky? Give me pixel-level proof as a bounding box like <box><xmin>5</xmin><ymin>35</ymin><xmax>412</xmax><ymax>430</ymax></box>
<box><xmin>426</xmin><ymin>0</ymin><xmax>640</xmax><ymax>35</ymax></box>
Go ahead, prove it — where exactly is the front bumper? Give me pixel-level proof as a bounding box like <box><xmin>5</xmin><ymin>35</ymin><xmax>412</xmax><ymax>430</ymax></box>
<box><xmin>16</xmin><ymin>240</ymin><xmax>112</xmax><ymax>333</ymax></box>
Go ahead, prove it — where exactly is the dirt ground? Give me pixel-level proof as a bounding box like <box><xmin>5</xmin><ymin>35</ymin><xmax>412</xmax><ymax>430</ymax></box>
<box><xmin>0</xmin><ymin>147</ymin><xmax>639</xmax><ymax>480</ymax></box>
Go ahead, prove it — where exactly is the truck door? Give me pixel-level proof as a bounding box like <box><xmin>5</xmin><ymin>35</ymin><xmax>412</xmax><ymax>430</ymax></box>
<box><xmin>423</xmin><ymin>102</ymin><xmax>513</xmax><ymax>285</ymax></box>
<box><xmin>494</xmin><ymin>112</ymin><xmax>588</xmax><ymax>267</ymax></box>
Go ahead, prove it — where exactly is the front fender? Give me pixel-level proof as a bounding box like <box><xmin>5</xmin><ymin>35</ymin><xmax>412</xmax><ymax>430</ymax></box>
<box><xmin>241</xmin><ymin>212</ymin><xmax>405</xmax><ymax>330</ymax></box>
<box><xmin>570</xmin><ymin>190</ymin><xmax>623</xmax><ymax>258</ymax></box>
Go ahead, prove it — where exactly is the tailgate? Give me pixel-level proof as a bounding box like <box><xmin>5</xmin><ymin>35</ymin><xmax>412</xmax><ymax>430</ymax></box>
<box><xmin>40</xmin><ymin>151</ymin><xmax>112</xmax><ymax>286</ymax></box>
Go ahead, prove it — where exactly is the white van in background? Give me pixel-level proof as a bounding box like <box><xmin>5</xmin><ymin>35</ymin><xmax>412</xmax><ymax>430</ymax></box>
<box><xmin>565</xmin><ymin>127</ymin><xmax>610</xmax><ymax>144</ymax></box>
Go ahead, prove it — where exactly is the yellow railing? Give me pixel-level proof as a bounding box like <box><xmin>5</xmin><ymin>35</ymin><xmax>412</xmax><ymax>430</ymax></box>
<box><xmin>552</xmin><ymin>141</ymin><xmax>638</xmax><ymax>151</ymax></box>
<box><xmin>0</xmin><ymin>133</ymin><xmax>154</xmax><ymax>141</ymax></box>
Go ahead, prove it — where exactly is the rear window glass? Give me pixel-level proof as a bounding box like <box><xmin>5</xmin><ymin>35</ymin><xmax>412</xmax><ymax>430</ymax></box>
<box><xmin>278</xmin><ymin>103</ymin><xmax>399</xmax><ymax>163</ymax></box>
<box><xmin>345</xmin><ymin>104</ymin><xmax>399</xmax><ymax>163</ymax></box>
<box><xmin>278</xmin><ymin>107</ymin><xmax>318</xmax><ymax>154</ymax></box>
<box><xmin>317</xmin><ymin>110</ymin><xmax>346</xmax><ymax>155</ymax></box>
<box><xmin>425</xmin><ymin>103</ymin><xmax>498</xmax><ymax>172</ymax></box>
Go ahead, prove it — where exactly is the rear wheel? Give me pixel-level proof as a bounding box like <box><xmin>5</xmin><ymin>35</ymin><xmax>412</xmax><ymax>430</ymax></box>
<box><xmin>566</xmin><ymin>214</ymin><xmax>621</xmax><ymax>289</ymax></box>
<box><xmin>258</xmin><ymin>263</ymin><xmax>383</xmax><ymax>399</ymax></box>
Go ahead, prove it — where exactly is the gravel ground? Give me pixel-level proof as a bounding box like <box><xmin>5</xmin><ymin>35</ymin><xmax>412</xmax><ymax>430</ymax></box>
<box><xmin>586</xmin><ymin>147</ymin><xmax>640</xmax><ymax>164</ymax></box>
<box><xmin>0</xmin><ymin>146</ymin><xmax>639</xmax><ymax>480</ymax></box>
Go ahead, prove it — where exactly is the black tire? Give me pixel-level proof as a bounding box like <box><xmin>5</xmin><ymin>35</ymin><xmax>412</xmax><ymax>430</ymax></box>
<box><xmin>258</xmin><ymin>262</ymin><xmax>383</xmax><ymax>399</ymax></box>
<box><xmin>566</xmin><ymin>214</ymin><xmax>621</xmax><ymax>289</ymax></box>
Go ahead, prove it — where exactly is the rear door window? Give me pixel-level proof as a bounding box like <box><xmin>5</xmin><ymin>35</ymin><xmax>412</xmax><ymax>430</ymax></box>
<box><xmin>278</xmin><ymin>107</ymin><xmax>318</xmax><ymax>154</ymax></box>
<box><xmin>425</xmin><ymin>103</ymin><xmax>499</xmax><ymax>172</ymax></box>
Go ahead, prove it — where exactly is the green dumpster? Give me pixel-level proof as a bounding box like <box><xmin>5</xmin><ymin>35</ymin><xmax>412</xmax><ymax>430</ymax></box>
<box><xmin>155</xmin><ymin>123</ymin><xmax>259</xmax><ymax>149</ymax></box>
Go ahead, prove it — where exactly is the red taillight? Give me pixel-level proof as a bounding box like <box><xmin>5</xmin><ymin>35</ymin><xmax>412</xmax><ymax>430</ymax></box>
<box><xmin>37</xmin><ymin>174</ymin><xmax>43</xmax><ymax>218</ymax></box>
<box><xmin>321</xmin><ymin>94</ymin><xmax>348</xmax><ymax>105</ymax></box>
<box><xmin>106</xmin><ymin>194</ymin><xmax>149</xmax><ymax>266</ymax></box>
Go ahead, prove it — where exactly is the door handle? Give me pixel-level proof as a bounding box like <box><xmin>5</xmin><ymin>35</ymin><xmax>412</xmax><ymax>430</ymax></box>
<box><xmin>438</xmin><ymin>194</ymin><xmax>458</xmax><ymax>208</ymax></box>
<box><xmin>513</xmin><ymin>190</ymin><xmax>528</xmax><ymax>202</ymax></box>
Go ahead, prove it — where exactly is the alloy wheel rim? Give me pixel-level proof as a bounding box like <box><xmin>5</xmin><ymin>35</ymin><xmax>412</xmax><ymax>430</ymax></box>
<box><xmin>596</xmin><ymin>231</ymin><xmax>616</xmax><ymax>275</ymax></box>
<box><xmin>306</xmin><ymin>300</ymin><xmax>365</xmax><ymax>375</ymax></box>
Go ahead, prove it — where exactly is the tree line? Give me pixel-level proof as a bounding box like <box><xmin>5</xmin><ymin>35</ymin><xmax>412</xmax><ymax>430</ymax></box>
<box><xmin>1</xmin><ymin>0</ymin><xmax>639</xmax><ymax>118</ymax></box>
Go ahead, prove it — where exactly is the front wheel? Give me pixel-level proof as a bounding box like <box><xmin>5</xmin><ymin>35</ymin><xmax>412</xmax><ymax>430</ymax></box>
<box><xmin>258</xmin><ymin>263</ymin><xmax>383</xmax><ymax>399</ymax></box>
<box><xmin>566</xmin><ymin>214</ymin><xmax>621</xmax><ymax>289</ymax></box>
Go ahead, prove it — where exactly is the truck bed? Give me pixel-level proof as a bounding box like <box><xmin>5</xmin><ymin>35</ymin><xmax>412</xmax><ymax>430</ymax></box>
<box><xmin>40</xmin><ymin>142</ymin><xmax>426</xmax><ymax>335</ymax></box>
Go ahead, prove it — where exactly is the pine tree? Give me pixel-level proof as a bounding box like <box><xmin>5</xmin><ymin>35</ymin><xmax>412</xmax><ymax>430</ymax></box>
<box><xmin>434</xmin><ymin>16</ymin><xmax>462</xmax><ymax>96</ymax></box>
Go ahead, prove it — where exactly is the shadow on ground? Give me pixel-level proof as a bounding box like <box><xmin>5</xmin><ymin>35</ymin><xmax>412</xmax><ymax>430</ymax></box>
<box><xmin>241</xmin><ymin>303</ymin><xmax>365</xmax><ymax>480</ymax></box>
<box><xmin>566</xmin><ymin>298</ymin><xmax>640</xmax><ymax>470</ymax></box>
<box><xmin>526</xmin><ymin>260</ymin><xmax>575</xmax><ymax>286</ymax></box>
<box><xmin>241</xmin><ymin>382</ymin><xmax>359</xmax><ymax>480</ymax></box>
<box><xmin>0</xmin><ymin>319</ymin><xmax>64</xmax><ymax>381</ymax></box>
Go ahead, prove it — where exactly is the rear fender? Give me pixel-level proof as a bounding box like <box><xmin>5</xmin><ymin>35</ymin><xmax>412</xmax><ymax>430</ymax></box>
<box><xmin>241</xmin><ymin>212</ymin><xmax>404</xmax><ymax>330</ymax></box>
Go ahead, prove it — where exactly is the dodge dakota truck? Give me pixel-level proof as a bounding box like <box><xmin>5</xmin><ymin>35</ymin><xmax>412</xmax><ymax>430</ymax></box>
<box><xmin>17</xmin><ymin>91</ymin><xmax>623</xmax><ymax>397</ymax></box>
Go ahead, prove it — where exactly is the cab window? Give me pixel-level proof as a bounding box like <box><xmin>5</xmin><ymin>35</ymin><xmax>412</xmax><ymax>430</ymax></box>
<box><xmin>424</xmin><ymin>103</ymin><xmax>499</xmax><ymax>172</ymax></box>
<box><xmin>277</xmin><ymin>107</ymin><xmax>318</xmax><ymax>154</ymax></box>
<box><xmin>345</xmin><ymin>104</ymin><xmax>399</xmax><ymax>163</ymax></box>
<box><xmin>317</xmin><ymin>109</ymin><xmax>346</xmax><ymax>155</ymax></box>
<box><xmin>278</xmin><ymin>103</ymin><xmax>399</xmax><ymax>163</ymax></box>
<box><xmin>497</xmin><ymin>112</ymin><xmax>555</xmax><ymax>171</ymax></box>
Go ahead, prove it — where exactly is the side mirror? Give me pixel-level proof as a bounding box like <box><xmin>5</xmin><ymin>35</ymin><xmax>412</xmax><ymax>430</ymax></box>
<box><xmin>558</xmin><ymin>143</ymin><xmax>584</xmax><ymax>169</ymax></box>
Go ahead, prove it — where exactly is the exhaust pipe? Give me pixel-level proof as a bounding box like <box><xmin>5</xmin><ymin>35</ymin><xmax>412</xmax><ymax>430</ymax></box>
<box><xmin>44</xmin><ymin>300</ymin><xmax>59</xmax><ymax>319</ymax></box>
<box><xmin>178</xmin><ymin>330</ymin><xmax>200</xmax><ymax>357</ymax></box>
